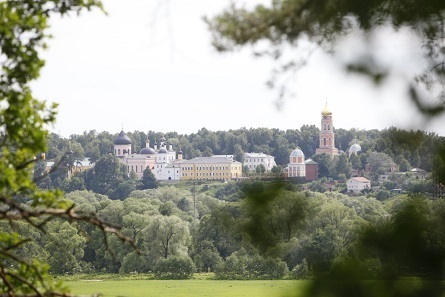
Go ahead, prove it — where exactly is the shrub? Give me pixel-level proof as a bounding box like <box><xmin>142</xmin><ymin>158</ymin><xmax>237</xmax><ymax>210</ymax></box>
<box><xmin>153</xmin><ymin>256</ymin><xmax>195</xmax><ymax>279</ymax></box>
<box><xmin>215</xmin><ymin>249</ymin><xmax>288</xmax><ymax>279</ymax></box>
<box><xmin>193</xmin><ymin>247</ymin><xmax>223</xmax><ymax>272</ymax></box>
<box><xmin>291</xmin><ymin>259</ymin><xmax>311</xmax><ymax>279</ymax></box>
<box><xmin>120</xmin><ymin>252</ymin><xmax>151</xmax><ymax>274</ymax></box>
<box><xmin>376</xmin><ymin>190</ymin><xmax>391</xmax><ymax>201</ymax></box>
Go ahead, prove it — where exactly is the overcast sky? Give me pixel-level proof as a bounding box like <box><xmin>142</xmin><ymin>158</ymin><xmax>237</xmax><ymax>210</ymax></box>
<box><xmin>31</xmin><ymin>0</ymin><xmax>445</xmax><ymax>137</ymax></box>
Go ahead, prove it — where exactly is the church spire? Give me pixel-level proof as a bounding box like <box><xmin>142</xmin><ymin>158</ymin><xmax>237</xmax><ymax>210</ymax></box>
<box><xmin>316</xmin><ymin>100</ymin><xmax>338</xmax><ymax>157</ymax></box>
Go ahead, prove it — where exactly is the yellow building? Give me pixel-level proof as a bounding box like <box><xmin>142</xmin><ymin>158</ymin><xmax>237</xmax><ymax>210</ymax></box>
<box><xmin>179</xmin><ymin>156</ymin><xmax>242</xmax><ymax>181</ymax></box>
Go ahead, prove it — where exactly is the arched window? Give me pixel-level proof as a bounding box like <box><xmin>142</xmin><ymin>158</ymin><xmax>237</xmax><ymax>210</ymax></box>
<box><xmin>118</xmin><ymin>149</ymin><xmax>121</xmax><ymax>155</ymax></box>
<box><xmin>328</xmin><ymin>124</ymin><xmax>331</xmax><ymax>130</ymax></box>
<box><xmin>323</xmin><ymin>138</ymin><xmax>326</xmax><ymax>146</ymax></box>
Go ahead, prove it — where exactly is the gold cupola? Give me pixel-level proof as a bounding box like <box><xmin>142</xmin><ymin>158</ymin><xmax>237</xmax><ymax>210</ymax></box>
<box><xmin>321</xmin><ymin>102</ymin><xmax>332</xmax><ymax>116</ymax></box>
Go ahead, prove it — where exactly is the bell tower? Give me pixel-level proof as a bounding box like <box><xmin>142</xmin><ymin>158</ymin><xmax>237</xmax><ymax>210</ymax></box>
<box><xmin>315</xmin><ymin>102</ymin><xmax>339</xmax><ymax>156</ymax></box>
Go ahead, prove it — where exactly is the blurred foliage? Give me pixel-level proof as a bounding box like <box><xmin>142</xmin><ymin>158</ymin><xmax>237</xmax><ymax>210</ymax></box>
<box><xmin>299</xmin><ymin>198</ymin><xmax>445</xmax><ymax>297</ymax></box>
<box><xmin>206</xmin><ymin>0</ymin><xmax>445</xmax><ymax>118</ymax></box>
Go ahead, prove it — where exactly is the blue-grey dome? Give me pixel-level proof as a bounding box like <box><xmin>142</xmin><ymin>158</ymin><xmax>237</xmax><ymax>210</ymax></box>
<box><xmin>290</xmin><ymin>148</ymin><xmax>304</xmax><ymax>157</ymax></box>
<box><xmin>114</xmin><ymin>130</ymin><xmax>132</xmax><ymax>145</ymax></box>
<box><xmin>158</xmin><ymin>148</ymin><xmax>167</xmax><ymax>154</ymax></box>
<box><xmin>140</xmin><ymin>147</ymin><xmax>156</xmax><ymax>154</ymax></box>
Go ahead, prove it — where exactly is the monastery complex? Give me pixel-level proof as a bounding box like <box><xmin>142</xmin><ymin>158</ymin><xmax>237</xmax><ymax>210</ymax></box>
<box><xmin>113</xmin><ymin>103</ymin><xmax>346</xmax><ymax>182</ymax></box>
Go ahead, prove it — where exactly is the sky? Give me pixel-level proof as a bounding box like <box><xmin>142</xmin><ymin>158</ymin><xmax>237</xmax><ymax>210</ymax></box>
<box><xmin>31</xmin><ymin>0</ymin><xmax>445</xmax><ymax>137</ymax></box>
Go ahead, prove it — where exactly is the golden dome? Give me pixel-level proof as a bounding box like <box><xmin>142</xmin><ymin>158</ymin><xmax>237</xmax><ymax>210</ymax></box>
<box><xmin>321</xmin><ymin>102</ymin><xmax>332</xmax><ymax>116</ymax></box>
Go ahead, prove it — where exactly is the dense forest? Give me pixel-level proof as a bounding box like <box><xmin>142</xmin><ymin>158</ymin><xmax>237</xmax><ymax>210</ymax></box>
<box><xmin>7</xmin><ymin>178</ymin><xmax>445</xmax><ymax>281</ymax></box>
<box><xmin>2</xmin><ymin>182</ymin><xmax>411</xmax><ymax>279</ymax></box>
<box><xmin>18</xmin><ymin>126</ymin><xmax>444</xmax><ymax>279</ymax></box>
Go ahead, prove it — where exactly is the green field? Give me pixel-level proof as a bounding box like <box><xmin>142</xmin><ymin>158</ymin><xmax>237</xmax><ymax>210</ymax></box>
<box><xmin>66</xmin><ymin>279</ymin><xmax>303</xmax><ymax>297</ymax></box>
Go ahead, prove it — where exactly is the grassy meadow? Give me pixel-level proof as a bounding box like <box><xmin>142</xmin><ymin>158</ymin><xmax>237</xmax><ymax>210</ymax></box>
<box><xmin>65</xmin><ymin>277</ymin><xmax>303</xmax><ymax>297</ymax></box>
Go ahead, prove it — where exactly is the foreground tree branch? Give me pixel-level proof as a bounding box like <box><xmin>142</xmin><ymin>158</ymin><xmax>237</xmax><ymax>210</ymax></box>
<box><xmin>0</xmin><ymin>1</ymin><xmax>141</xmax><ymax>296</ymax></box>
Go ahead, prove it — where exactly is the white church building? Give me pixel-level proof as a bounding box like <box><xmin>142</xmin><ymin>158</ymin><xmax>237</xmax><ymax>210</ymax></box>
<box><xmin>113</xmin><ymin>130</ymin><xmax>183</xmax><ymax>181</ymax></box>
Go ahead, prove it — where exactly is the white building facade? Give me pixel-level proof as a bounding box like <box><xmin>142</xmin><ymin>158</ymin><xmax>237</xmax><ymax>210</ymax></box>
<box><xmin>347</xmin><ymin>177</ymin><xmax>371</xmax><ymax>193</ymax></box>
<box><xmin>243</xmin><ymin>153</ymin><xmax>277</xmax><ymax>172</ymax></box>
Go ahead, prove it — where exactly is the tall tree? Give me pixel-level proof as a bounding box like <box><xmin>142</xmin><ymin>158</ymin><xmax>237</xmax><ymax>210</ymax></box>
<box><xmin>143</xmin><ymin>215</ymin><xmax>190</xmax><ymax>259</ymax></box>
<box><xmin>367</xmin><ymin>151</ymin><xmax>394</xmax><ymax>173</ymax></box>
<box><xmin>84</xmin><ymin>154</ymin><xmax>134</xmax><ymax>198</ymax></box>
<box><xmin>312</xmin><ymin>153</ymin><xmax>334</xmax><ymax>178</ymax></box>
<box><xmin>335</xmin><ymin>153</ymin><xmax>352</xmax><ymax>179</ymax></box>
<box><xmin>140</xmin><ymin>167</ymin><xmax>159</xmax><ymax>189</ymax></box>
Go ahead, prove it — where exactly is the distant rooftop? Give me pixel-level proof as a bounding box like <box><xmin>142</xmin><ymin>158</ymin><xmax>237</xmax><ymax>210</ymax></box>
<box><xmin>182</xmin><ymin>156</ymin><xmax>241</xmax><ymax>165</ymax></box>
<box><xmin>244</xmin><ymin>152</ymin><xmax>274</xmax><ymax>158</ymax></box>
